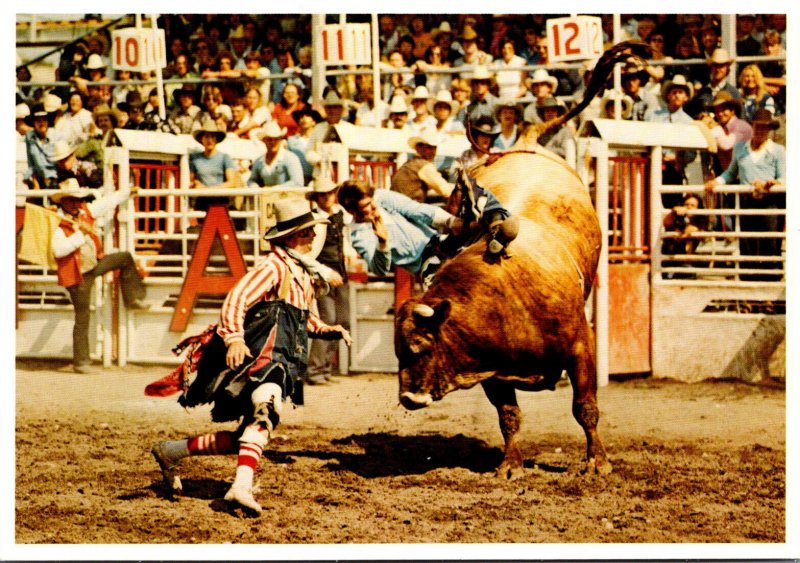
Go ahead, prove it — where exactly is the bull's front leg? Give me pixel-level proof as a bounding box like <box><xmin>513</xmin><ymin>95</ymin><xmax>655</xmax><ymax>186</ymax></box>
<box><xmin>480</xmin><ymin>378</ymin><xmax>524</xmax><ymax>480</ymax></box>
<box><xmin>566</xmin><ymin>329</ymin><xmax>613</xmax><ymax>475</ymax></box>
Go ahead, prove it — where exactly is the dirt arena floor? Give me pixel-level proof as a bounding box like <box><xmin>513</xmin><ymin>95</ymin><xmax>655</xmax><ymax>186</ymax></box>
<box><xmin>15</xmin><ymin>359</ymin><xmax>786</xmax><ymax>547</ymax></box>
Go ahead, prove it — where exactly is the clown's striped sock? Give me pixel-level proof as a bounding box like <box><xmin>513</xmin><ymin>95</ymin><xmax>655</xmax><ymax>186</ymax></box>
<box><xmin>186</xmin><ymin>431</ymin><xmax>236</xmax><ymax>456</ymax></box>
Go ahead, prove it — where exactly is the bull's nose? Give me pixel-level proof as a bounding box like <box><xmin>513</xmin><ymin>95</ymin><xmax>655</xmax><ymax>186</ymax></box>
<box><xmin>400</xmin><ymin>391</ymin><xmax>433</xmax><ymax>410</ymax></box>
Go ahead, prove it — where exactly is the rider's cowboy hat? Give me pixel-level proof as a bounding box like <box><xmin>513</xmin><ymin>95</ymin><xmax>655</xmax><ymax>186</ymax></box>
<box><xmin>427</xmin><ymin>89</ymin><xmax>458</xmax><ymax>114</ymax></box>
<box><xmin>661</xmin><ymin>74</ymin><xmax>694</xmax><ymax>100</ymax></box>
<box><xmin>263</xmin><ymin>198</ymin><xmax>329</xmax><ymax>241</ymax></box>
<box><xmin>254</xmin><ymin>121</ymin><xmax>288</xmax><ymax>140</ymax></box>
<box><xmin>51</xmin><ymin>140</ymin><xmax>78</xmax><ymax>162</ymax></box>
<box><xmin>50</xmin><ymin>178</ymin><xmax>93</xmax><ymax>203</ymax></box>
<box><xmin>192</xmin><ymin>120</ymin><xmax>226</xmax><ymax>143</ymax></box>
<box><xmin>408</xmin><ymin>128</ymin><xmax>441</xmax><ymax>151</ymax></box>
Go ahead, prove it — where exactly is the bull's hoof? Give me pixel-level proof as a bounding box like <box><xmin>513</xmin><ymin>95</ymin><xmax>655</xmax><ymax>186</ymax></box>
<box><xmin>585</xmin><ymin>456</ymin><xmax>613</xmax><ymax>475</ymax></box>
<box><xmin>400</xmin><ymin>391</ymin><xmax>433</xmax><ymax>410</ymax></box>
<box><xmin>494</xmin><ymin>462</ymin><xmax>525</xmax><ymax>480</ymax></box>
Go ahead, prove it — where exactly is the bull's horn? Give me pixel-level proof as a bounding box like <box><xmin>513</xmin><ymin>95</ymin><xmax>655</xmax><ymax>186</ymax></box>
<box><xmin>413</xmin><ymin>304</ymin><xmax>435</xmax><ymax>318</ymax></box>
<box><xmin>400</xmin><ymin>391</ymin><xmax>433</xmax><ymax>410</ymax></box>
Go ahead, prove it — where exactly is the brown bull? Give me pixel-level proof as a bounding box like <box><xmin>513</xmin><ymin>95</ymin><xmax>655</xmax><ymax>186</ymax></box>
<box><xmin>395</xmin><ymin>41</ymin><xmax>651</xmax><ymax>479</ymax></box>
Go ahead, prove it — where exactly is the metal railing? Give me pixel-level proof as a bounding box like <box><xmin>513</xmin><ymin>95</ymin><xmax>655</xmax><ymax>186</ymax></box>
<box><xmin>654</xmin><ymin>184</ymin><xmax>786</xmax><ymax>284</ymax></box>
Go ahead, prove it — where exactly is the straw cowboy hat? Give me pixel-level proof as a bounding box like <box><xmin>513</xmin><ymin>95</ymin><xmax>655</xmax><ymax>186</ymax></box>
<box><xmin>751</xmin><ymin>109</ymin><xmax>780</xmax><ymax>130</ymax></box>
<box><xmin>707</xmin><ymin>48</ymin><xmax>733</xmax><ymax>65</ymax></box>
<box><xmin>50</xmin><ymin>178</ymin><xmax>93</xmax><ymax>203</ymax></box>
<box><xmin>600</xmin><ymin>91</ymin><xmax>633</xmax><ymax>119</ymax></box>
<box><xmin>228</xmin><ymin>25</ymin><xmax>246</xmax><ymax>40</ymax></box>
<box><xmin>388</xmin><ymin>95</ymin><xmax>410</xmax><ymax>114</ymax></box>
<box><xmin>92</xmin><ymin>103</ymin><xmax>119</xmax><ymax>126</ymax></box>
<box><xmin>309</xmin><ymin>175</ymin><xmax>338</xmax><ymax>194</ymax></box>
<box><xmin>84</xmin><ymin>53</ymin><xmax>107</xmax><ymax>71</ymax></box>
<box><xmin>408</xmin><ymin>128</ymin><xmax>441</xmax><ymax>151</ymax></box>
<box><xmin>254</xmin><ymin>121</ymin><xmax>288</xmax><ymax>140</ymax></box>
<box><xmin>322</xmin><ymin>90</ymin><xmax>346</xmax><ymax>107</ymax></box>
<box><xmin>263</xmin><ymin>198</ymin><xmax>329</xmax><ymax>241</ymax></box>
<box><xmin>708</xmin><ymin>91</ymin><xmax>742</xmax><ymax>115</ymax></box>
<box><xmin>661</xmin><ymin>74</ymin><xmax>694</xmax><ymax>100</ymax></box>
<box><xmin>528</xmin><ymin>68</ymin><xmax>558</xmax><ymax>91</ymax></box>
<box><xmin>427</xmin><ymin>89</ymin><xmax>458</xmax><ymax>114</ymax></box>
<box><xmin>460</xmin><ymin>26</ymin><xmax>479</xmax><ymax>41</ymax></box>
<box><xmin>493</xmin><ymin>98</ymin><xmax>522</xmax><ymax>121</ymax></box>
<box><xmin>192</xmin><ymin>120</ymin><xmax>226</xmax><ymax>144</ymax></box>
<box><xmin>51</xmin><ymin>140</ymin><xmax>78</xmax><ymax>162</ymax></box>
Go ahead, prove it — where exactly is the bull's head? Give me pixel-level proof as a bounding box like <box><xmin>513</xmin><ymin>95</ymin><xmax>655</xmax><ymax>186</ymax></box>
<box><xmin>395</xmin><ymin>299</ymin><xmax>452</xmax><ymax>410</ymax></box>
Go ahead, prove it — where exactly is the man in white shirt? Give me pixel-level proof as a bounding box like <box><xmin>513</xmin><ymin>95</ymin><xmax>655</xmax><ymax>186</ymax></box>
<box><xmin>305</xmin><ymin>90</ymin><xmax>356</xmax><ymax>180</ymax></box>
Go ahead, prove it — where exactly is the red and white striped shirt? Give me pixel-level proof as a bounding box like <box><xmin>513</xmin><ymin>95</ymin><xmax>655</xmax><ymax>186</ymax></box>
<box><xmin>217</xmin><ymin>246</ymin><xmax>327</xmax><ymax>344</ymax></box>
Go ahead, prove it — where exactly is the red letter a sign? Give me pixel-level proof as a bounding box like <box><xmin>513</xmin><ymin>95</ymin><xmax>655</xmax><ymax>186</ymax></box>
<box><xmin>169</xmin><ymin>205</ymin><xmax>248</xmax><ymax>332</ymax></box>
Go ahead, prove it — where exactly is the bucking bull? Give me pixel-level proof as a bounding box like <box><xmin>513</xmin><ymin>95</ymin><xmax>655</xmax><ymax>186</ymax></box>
<box><xmin>396</xmin><ymin>41</ymin><xmax>651</xmax><ymax>479</ymax></box>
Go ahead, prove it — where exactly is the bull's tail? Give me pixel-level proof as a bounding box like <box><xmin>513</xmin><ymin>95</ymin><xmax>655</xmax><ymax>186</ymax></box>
<box><xmin>527</xmin><ymin>40</ymin><xmax>652</xmax><ymax>141</ymax></box>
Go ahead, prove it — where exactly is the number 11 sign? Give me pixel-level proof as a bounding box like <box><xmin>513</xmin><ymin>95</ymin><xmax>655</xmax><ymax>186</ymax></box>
<box><xmin>546</xmin><ymin>16</ymin><xmax>603</xmax><ymax>62</ymax></box>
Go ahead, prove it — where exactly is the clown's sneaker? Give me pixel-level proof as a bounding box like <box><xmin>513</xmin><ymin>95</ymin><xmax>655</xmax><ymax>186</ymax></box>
<box><xmin>224</xmin><ymin>484</ymin><xmax>262</xmax><ymax>515</ymax></box>
<box><xmin>151</xmin><ymin>441</ymin><xmax>182</xmax><ymax>493</ymax></box>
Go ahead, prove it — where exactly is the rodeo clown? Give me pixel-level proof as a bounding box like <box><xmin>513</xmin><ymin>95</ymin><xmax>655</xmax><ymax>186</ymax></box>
<box><xmin>150</xmin><ymin>199</ymin><xmax>351</xmax><ymax>515</ymax></box>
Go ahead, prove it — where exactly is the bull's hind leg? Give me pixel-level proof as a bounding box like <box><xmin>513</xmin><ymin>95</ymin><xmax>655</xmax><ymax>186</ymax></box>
<box><xmin>566</xmin><ymin>328</ymin><xmax>613</xmax><ymax>475</ymax></box>
<box><xmin>480</xmin><ymin>378</ymin><xmax>524</xmax><ymax>480</ymax></box>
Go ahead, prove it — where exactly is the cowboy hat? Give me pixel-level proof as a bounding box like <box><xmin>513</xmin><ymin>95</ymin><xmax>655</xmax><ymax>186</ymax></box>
<box><xmin>661</xmin><ymin>74</ymin><xmax>694</xmax><ymax>100</ymax></box>
<box><xmin>708</xmin><ymin>91</ymin><xmax>743</xmax><ymax>114</ymax></box>
<box><xmin>92</xmin><ymin>103</ymin><xmax>118</xmax><ymax>126</ymax></box>
<box><xmin>528</xmin><ymin>68</ymin><xmax>558</xmax><ymax>91</ymax></box>
<box><xmin>228</xmin><ymin>25</ymin><xmax>246</xmax><ymax>40</ymax></box>
<box><xmin>292</xmin><ymin>106</ymin><xmax>323</xmax><ymax>123</ymax></box>
<box><xmin>388</xmin><ymin>95</ymin><xmax>410</xmax><ymax>114</ymax></box>
<box><xmin>751</xmin><ymin>109</ymin><xmax>780</xmax><ymax>130</ymax></box>
<box><xmin>460</xmin><ymin>26</ymin><xmax>479</xmax><ymax>41</ymax></box>
<box><xmin>707</xmin><ymin>48</ymin><xmax>733</xmax><ymax>65</ymax></box>
<box><xmin>408</xmin><ymin>128</ymin><xmax>441</xmax><ymax>151</ymax></box>
<box><xmin>411</xmin><ymin>85</ymin><xmax>431</xmax><ymax>101</ymax></box>
<box><xmin>469</xmin><ymin>65</ymin><xmax>494</xmax><ymax>82</ymax></box>
<box><xmin>24</xmin><ymin>104</ymin><xmax>54</xmax><ymax>127</ymax></box>
<box><xmin>50</xmin><ymin>178</ymin><xmax>93</xmax><ymax>203</ymax></box>
<box><xmin>600</xmin><ymin>91</ymin><xmax>633</xmax><ymax>119</ymax></box>
<box><xmin>430</xmin><ymin>21</ymin><xmax>453</xmax><ymax>40</ymax></box>
<box><xmin>536</xmin><ymin>96</ymin><xmax>567</xmax><ymax>117</ymax></box>
<box><xmin>493</xmin><ymin>98</ymin><xmax>522</xmax><ymax>121</ymax></box>
<box><xmin>192</xmin><ymin>120</ymin><xmax>226</xmax><ymax>143</ymax></box>
<box><xmin>469</xmin><ymin>115</ymin><xmax>501</xmax><ymax>137</ymax></box>
<box><xmin>263</xmin><ymin>198</ymin><xmax>329</xmax><ymax>241</ymax></box>
<box><xmin>310</xmin><ymin>175</ymin><xmax>338</xmax><ymax>194</ymax></box>
<box><xmin>427</xmin><ymin>89</ymin><xmax>458</xmax><ymax>114</ymax></box>
<box><xmin>254</xmin><ymin>121</ymin><xmax>288</xmax><ymax>140</ymax></box>
<box><xmin>16</xmin><ymin>103</ymin><xmax>30</xmax><ymax>120</ymax></box>
<box><xmin>51</xmin><ymin>140</ymin><xmax>78</xmax><ymax>162</ymax></box>
<box><xmin>84</xmin><ymin>53</ymin><xmax>107</xmax><ymax>71</ymax></box>
<box><xmin>321</xmin><ymin>90</ymin><xmax>345</xmax><ymax>107</ymax></box>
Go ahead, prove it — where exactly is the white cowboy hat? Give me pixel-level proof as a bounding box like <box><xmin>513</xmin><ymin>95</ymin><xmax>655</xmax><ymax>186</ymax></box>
<box><xmin>411</xmin><ymin>85</ymin><xmax>431</xmax><ymax>101</ymax></box>
<box><xmin>263</xmin><ymin>198</ymin><xmax>329</xmax><ymax>241</ymax></box>
<box><xmin>255</xmin><ymin>121</ymin><xmax>288</xmax><ymax>140</ymax></box>
<box><xmin>661</xmin><ymin>74</ymin><xmax>694</xmax><ymax>101</ymax></box>
<box><xmin>528</xmin><ymin>68</ymin><xmax>558</xmax><ymax>91</ymax></box>
<box><xmin>16</xmin><ymin>103</ymin><xmax>30</xmax><ymax>119</ymax></box>
<box><xmin>310</xmin><ymin>175</ymin><xmax>338</xmax><ymax>194</ymax></box>
<box><xmin>707</xmin><ymin>48</ymin><xmax>733</xmax><ymax>65</ymax></box>
<box><xmin>50</xmin><ymin>178</ymin><xmax>93</xmax><ymax>203</ymax></box>
<box><xmin>51</xmin><ymin>140</ymin><xmax>78</xmax><ymax>162</ymax></box>
<box><xmin>431</xmin><ymin>21</ymin><xmax>453</xmax><ymax>39</ymax></box>
<box><xmin>84</xmin><ymin>53</ymin><xmax>107</xmax><ymax>70</ymax></box>
<box><xmin>469</xmin><ymin>64</ymin><xmax>494</xmax><ymax>82</ymax></box>
<box><xmin>408</xmin><ymin>128</ymin><xmax>441</xmax><ymax>151</ymax></box>
<box><xmin>427</xmin><ymin>89</ymin><xmax>458</xmax><ymax>114</ymax></box>
<box><xmin>43</xmin><ymin>93</ymin><xmax>66</xmax><ymax>113</ymax></box>
<box><xmin>388</xmin><ymin>95</ymin><xmax>409</xmax><ymax>114</ymax></box>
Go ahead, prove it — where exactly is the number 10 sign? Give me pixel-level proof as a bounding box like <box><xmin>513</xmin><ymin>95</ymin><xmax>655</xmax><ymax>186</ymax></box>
<box><xmin>546</xmin><ymin>16</ymin><xmax>603</xmax><ymax>62</ymax></box>
<box><xmin>111</xmin><ymin>28</ymin><xmax>167</xmax><ymax>72</ymax></box>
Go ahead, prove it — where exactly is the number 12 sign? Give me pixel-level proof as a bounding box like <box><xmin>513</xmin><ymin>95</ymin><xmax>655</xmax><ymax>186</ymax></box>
<box><xmin>546</xmin><ymin>16</ymin><xmax>603</xmax><ymax>62</ymax></box>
